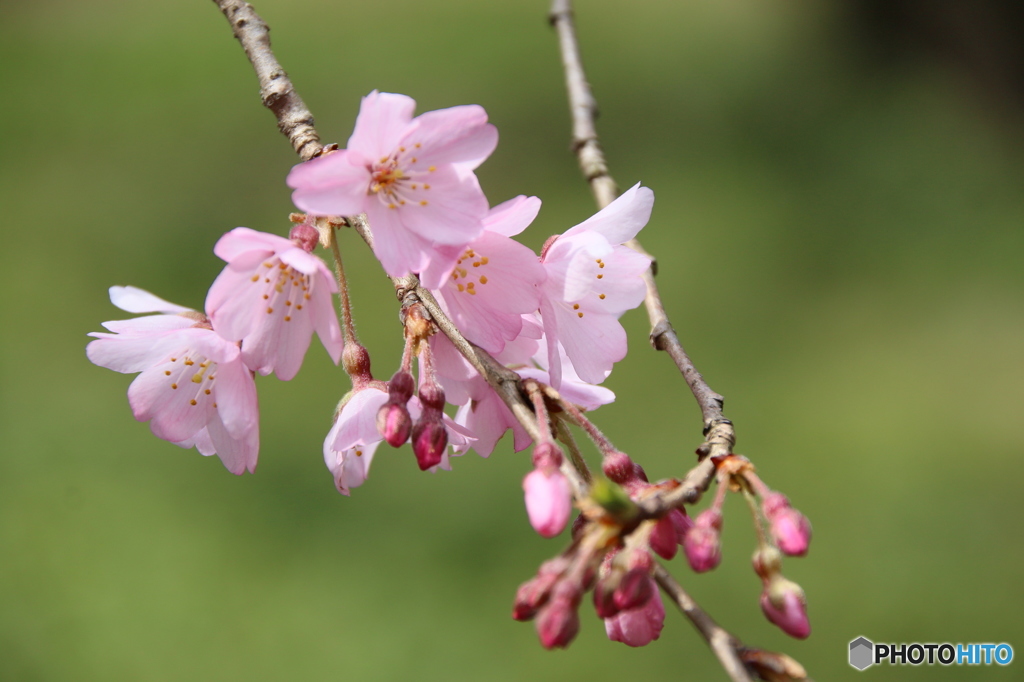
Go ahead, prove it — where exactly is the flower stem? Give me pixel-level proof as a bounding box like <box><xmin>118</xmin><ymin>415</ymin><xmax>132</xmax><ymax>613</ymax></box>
<box><xmin>326</xmin><ymin>221</ymin><xmax>357</xmax><ymax>346</ymax></box>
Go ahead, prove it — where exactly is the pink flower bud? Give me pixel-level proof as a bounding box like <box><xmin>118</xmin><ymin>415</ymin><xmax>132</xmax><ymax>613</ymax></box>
<box><xmin>763</xmin><ymin>494</ymin><xmax>811</xmax><ymax>557</ymax></box>
<box><xmin>417</xmin><ymin>382</ymin><xmax>445</xmax><ymax>411</ymax></box>
<box><xmin>648</xmin><ymin>516</ymin><xmax>679</xmax><ymax>560</ymax></box>
<box><xmin>536</xmin><ymin>595</ymin><xmax>580</xmax><ymax>649</ymax></box>
<box><xmin>592</xmin><ymin>578</ymin><xmax>621</xmax><ymax>619</ymax></box>
<box><xmin>601</xmin><ymin>451</ymin><xmax>637</xmax><ymax>484</ymax></box>
<box><xmin>613</xmin><ymin>567</ymin><xmax>653</xmax><ymax>611</ymax></box>
<box><xmin>684</xmin><ymin>510</ymin><xmax>723</xmax><ymax>573</ymax></box>
<box><xmin>376</xmin><ymin>402</ymin><xmax>412</xmax><ymax>447</ymax></box>
<box><xmin>342</xmin><ymin>343</ymin><xmax>372</xmax><ymax>380</ymax></box>
<box><xmin>288</xmin><ymin>223</ymin><xmax>320</xmax><ymax>252</ymax></box>
<box><xmin>512</xmin><ymin>560</ymin><xmax>565</xmax><ymax>621</ymax></box>
<box><xmin>411</xmin><ymin>418</ymin><xmax>447</xmax><ymax>470</ymax></box>
<box><xmin>387</xmin><ymin>370</ymin><xmax>415</xmax><ymax>403</ymax></box>
<box><xmin>668</xmin><ymin>508</ymin><xmax>694</xmax><ymax>544</ymax></box>
<box><xmin>531</xmin><ymin>441</ymin><xmax>563</xmax><ymax>469</ymax></box>
<box><xmin>752</xmin><ymin>545</ymin><xmax>783</xmax><ymax>581</ymax></box>
<box><xmin>604</xmin><ymin>581</ymin><xmax>665</xmax><ymax>647</ymax></box>
<box><xmin>760</xmin><ymin>578</ymin><xmax>810</xmax><ymax>639</ymax></box>
<box><xmin>523</xmin><ymin>468</ymin><xmax>572</xmax><ymax>538</ymax></box>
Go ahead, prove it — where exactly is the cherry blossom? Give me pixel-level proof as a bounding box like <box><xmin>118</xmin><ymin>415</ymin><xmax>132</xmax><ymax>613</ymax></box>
<box><xmin>86</xmin><ymin>287</ymin><xmax>259</xmax><ymax>475</ymax></box>
<box><xmin>205</xmin><ymin>226</ymin><xmax>342</xmax><ymax>381</ymax></box>
<box><xmin>425</xmin><ymin>196</ymin><xmax>546</xmax><ymax>353</ymax></box>
<box><xmin>539</xmin><ymin>183</ymin><xmax>654</xmax><ymax>386</ymax></box>
<box><xmin>287</xmin><ymin>91</ymin><xmax>498</xmax><ymax>287</ymax></box>
<box><xmin>324</xmin><ymin>386</ymin><xmax>475</xmax><ymax>496</ymax></box>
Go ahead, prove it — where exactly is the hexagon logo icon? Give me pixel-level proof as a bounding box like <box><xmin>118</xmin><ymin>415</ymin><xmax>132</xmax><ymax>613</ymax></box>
<box><xmin>849</xmin><ymin>636</ymin><xmax>874</xmax><ymax>670</ymax></box>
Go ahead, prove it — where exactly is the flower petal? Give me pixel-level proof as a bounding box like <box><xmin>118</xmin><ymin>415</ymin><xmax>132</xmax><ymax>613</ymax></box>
<box><xmin>109</xmin><ymin>286</ymin><xmax>192</xmax><ymax>314</ymax></box>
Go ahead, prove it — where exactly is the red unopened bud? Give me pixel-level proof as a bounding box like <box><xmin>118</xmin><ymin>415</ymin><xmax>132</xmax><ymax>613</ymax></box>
<box><xmin>288</xmin><ymin>223</ymin><xmax>319</xmax><ymax>252</ymax></box>
<box><xmin>536</xmin><ymin>595</ymin><xmax>580</xmax><ymax>649</ymax></box>
<box><xmin>763</xmin><ymin>493</ymin><xmax>811</xmax><ymax>556</ymax></box>
<box><xmin>752</xmin><ymin>545</ymin><xmax>783</xmax><ymax>581</ymax></box>
<box><xmin>571</xmin><ymin>512</ymin><xmax>587</xmax><ymax>541</ymax></box>
<box><xmin>523</xmin><ymin>468</ymin><xmax>572</xmax><ymax>538</ymax></box>
<box><xmin>648</xmin><ymin>516</ymin><xmax>679</xmax><ymax>560</ymax></box>
<box><xmin>602</xmin><ymin>451</ymin><xmax>638</xmax><ymax>484</ymax></box>
<box><xmin>411</xmin><ymin>419</ymin><xmax>447</xmax><ymax>470</ymax></box>
<box><xmin>761</xmin><ymin>577</ymin><xmax>811</xmax><ymax>639</ymax></box>
<box><xmin>669</xmin><ymin>508</ymin><xmax>694</xmax><ymax>544</ymax></box>
<box><xmin>342</xmin><ymin>343</ymin><xmax>372</xmax><ymax>380</ymax></box>
<box><xmin>512</xmin><ymin>562</ymin><xmax>564</xmax><ymax>622</ymax></box>
<box><xmin>387</xmin><ymin>371</ymin><xmax>415</xmax><ymax>403</ymax></box>
<box><xmin>376</xmin><ymin>402</ymin><xmax>412</xmax><ymax>447</ymax></box>
<box><xmin>613</xmin><ymin>567</ymin><xmax>653</xmax><ymax>611</ymax></box>
<box><xmin>684</xmin><ymin>510</ymin><xmax>723</xmax><ymax>573</ymax></box>
<box><xmin>604</xmin><ymin>580</ymin><xmax>665</xmax><ymax>647</ymax></box>
<box><xmin>531</xmin><ymin>441</ymin><xmax>563</xmax><ymax>469</ymax></box>
<box><xmin>417</xmin><ymin>382</ymin><xmax>445</xmax><ymax>411</ymax></box>
<box><xmin>593</xmin><ymin>578</ymin><xmax>621</xmax><ymax>619</ymax></box>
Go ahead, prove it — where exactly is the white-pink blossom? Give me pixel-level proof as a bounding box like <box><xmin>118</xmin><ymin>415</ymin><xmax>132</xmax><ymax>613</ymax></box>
<box><xmin>324</xmin><ymin>385</ymin><xmax>475</xmax><ymax>496</ymax></box>
<box><xmin>523</xmin><ymin>468</ymin><xmax>572</xmax><ymax>538</ymax></box>
<box><xmin>86</xmin><ymin>286</ymin><xmax>259</xmax><ymax>475</ymax></box>
<box><xmin>287</xmin><ymin>91</ymin><xmax>498</xmax><ymax>287</ymax></box>
<box><xmin>205</xmin><ymin>227</ymin><xmax>342</xmax><ymax>381</ymax></box>
<box><xmin>539</xmin><ymin>183</ymin><xmax>654</xmax><ymax>386</ymax></box>
<box><xmin>425</xmin><ymin>196</ymin><xmax>546</xmax><ymax>353</ymax></box>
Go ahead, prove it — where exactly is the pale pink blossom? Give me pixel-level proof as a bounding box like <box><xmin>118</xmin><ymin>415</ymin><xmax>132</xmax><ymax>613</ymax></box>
<box><xmin>87</xmin><ymin>287</ymin><xmax>259</xmax><ymax>475</ymax></box>
<box><xmin>205</xmin><ymin>227</ymin><xmax>342</xmax><ymax>381</ymax></box>
<box><xmin>425</xmin><ymin>196</ymin><xmax>546</xmax><ymax>353</ymax></box>
<box><xmin>287</xmin><ymin>91</ymin><xmax>497</xmax><ymax>287</ymax></box>
<box><xmin>604</xmin><ymin>577</ymin><xmax>665</xmax><ymax>647</ymax></box>
<box><xmin>523</xmin><ymin>468</ymin><xmax>572</xmax><ymax>538</ymax></box>
<box><xmin>324</xmin><ymin>386</ymin><xmax>475</xmax><ymax>495</ymax></box>
<box><xmin>539</xmin><ymin>183</ymin><xmax>654</xmax><ymax>386</ymax></box>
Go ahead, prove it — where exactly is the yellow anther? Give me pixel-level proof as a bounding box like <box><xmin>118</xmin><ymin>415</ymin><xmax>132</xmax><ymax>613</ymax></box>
<box><xmin>599</xmin><ymin>294</ymin><xmax>606</xmax><ymax>299</ymax></box>
<box><xmin>479</xmin><ymin>276</ymin><xmax>488</xmax><ymax>284</ymax></box>
<box><xmin>428</xmin><ymin>165</ymin><xmax>436</xmax><ymax>172</ymax></box>
<box><xmin>251</xmin><ymin>275</ymin><xmax>259</xmax><ymax>282</ymax></box>
<box><xmin>423</xmin><ymin>184</ymin><xmax>431</xmax><ymax>190</ymax></box>
<box><xmin>164</xmin><ymin>370</ymin><xmax>171</xmax><ymax>376</ymax></box>
<box><xmin>419</xmin><ymin>200</ymin><xmax>428</xmax><ymax>206</ymax></box>
<box><xmin>190</xmin><ymin>399</ymin><xmax>197</xmax><ymax>406</ymax></box>
<box><xmin>457</xmin><ymin>284</ymin><xmax>465</xmax><ymax>292</ymax></box>
<box><xmin>480</xmin><ymin>257</ymin><xmax>489</xmax><ymax>265</ymax></box>
<box><xmin>572</xmin><ymin>304</ymin><xmax>580</xmax><ymax>310</ymax></box>
<box><xmin>267</xmin><ymin>307</ymin><xmax>273</xmax><ymax>314</ymax></box>
<box><xmin>171</xmin><ymin>383</ymin><xmax>178</xmax><ymax>389</ymax></box>
<box><xmin>577</xmin><ymin>312</ymin><xmax>584</xmax><ymax>318</ymax></box>
<box><xmin>205</xmin><ymin>389</ymin><xmax>211</xmax><ymax>395</ymax></box>
<box><xmin>597</xmin><ymin>274</ymin><xmax>603</xmax><ymax>279</ymax></box>
<box><xmin>284</xmin><ymin>316</ymin><xmax>291</xmax><ymax>322</ymax></box>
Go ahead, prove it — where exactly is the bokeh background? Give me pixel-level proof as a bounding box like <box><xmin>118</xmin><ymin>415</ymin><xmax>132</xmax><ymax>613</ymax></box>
<box><xmin>2</xmin><ymin>0</ymin><xmax>1022</xmax><ymax>679</ymax></box>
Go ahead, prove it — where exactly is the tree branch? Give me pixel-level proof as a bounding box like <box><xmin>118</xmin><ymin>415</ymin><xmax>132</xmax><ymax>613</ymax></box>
<box><xmin>653</xmin><ymin>565</ymin><xmax>754</xmax><ymax>682</ymax></box>
<box><xmin>549</xmin><ymin>0</ymin><xmax>735</xmax><ymax>458</ymax></box>
<box><xmin>211</xmin><ymin>0</ymin><xmax>324</xmax><ymax>161</ymax></box>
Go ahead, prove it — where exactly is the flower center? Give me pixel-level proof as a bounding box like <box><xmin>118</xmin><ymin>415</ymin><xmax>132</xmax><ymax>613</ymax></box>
<box><xmin>367</xmin><ymin>147</ymin><xmax>436</xmax><ymax>210</ymax></box>
<box><xmin>449</xmin><ymin>247</ymin><xmax>490</xmax><ymax>295</ymax></box>
<box><xmin>250</xmin><ymin>258</ymin><xmax>312</xmax><ymax>323</ymax></box>
<box><xmin>164</xmin><ymin>351</ymin><xmax>218</xmax><ymax>407</ymax></box>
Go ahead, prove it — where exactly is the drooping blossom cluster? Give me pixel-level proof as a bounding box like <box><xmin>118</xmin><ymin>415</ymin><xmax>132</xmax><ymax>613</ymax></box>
<box><xmin>88</xmin><ymin>89</ymin><xmax>812</xmax><ymax>654</ymax></box>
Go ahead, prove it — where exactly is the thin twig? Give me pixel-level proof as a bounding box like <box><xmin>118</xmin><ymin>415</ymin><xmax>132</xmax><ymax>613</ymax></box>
<box><xmin>653</xmin><ymin>565</ymin><xmax>755</xmax><ymax>682</ymax></box>
<box><xmin>549</xmin><ymin>0</ymin><xmax>734</xmax><ymax>459</ymax></box>
<box><xmin>211</xmin><ymin>0</ymin><xmax>323</xmax><ymax>161</ymax></box>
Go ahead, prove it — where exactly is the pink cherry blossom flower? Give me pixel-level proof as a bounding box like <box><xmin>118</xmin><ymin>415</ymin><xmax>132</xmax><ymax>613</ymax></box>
<box><xmin>205</xmin><ymin>226</ymin><xmax>342</xmax><ymax>381</ymax></box>
<box><xmin>287</xmin><ymin>91</ymin><xmax>498</xmax><ymax>287</ymax></box>
<box><xmin>425</xmin><ymin>196</ymin><xmax>546</xmax><ymax>353</ymax></box>
<box><xmin>539</xmin><ymin>183</ymin><xmax>654</xmax><ymax>386</ymax></box>
<box><xmin>604</xmin><ymin>577</ymin><xmax>665</xmax><ymax>647</ymax></box>
<box><xmin>87</xmin><ymin>287</ymin><xmax>259</xmax><ymax>475</ymax></box>
<box><xmin>324</xmin><ymin>386</ymin><xmax>475</xmax><ymax>496</ymax></box>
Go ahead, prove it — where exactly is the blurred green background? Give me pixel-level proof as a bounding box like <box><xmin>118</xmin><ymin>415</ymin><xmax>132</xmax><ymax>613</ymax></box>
<box><xmin>2</xmin><ymin>0</ymin><xmax>1022</xmax><ymax>679</ymax></box>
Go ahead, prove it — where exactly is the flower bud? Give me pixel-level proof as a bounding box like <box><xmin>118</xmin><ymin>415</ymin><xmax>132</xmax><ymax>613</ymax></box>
<box><xmin>417</xmin><ymin>381</ymin><xmax>445</xmax><ymax>412</ymax></box>
<box><xmin>387</xmin><ymin>370</ymin><xmax>415</xmax><ymax>403</ymax></box>
<box><xmin>531</xmin><ymin>441</ymin><xmax>563</xmax><ymax>469</ymax></box>
<box><xmin>523</xmin><ymin>468</ymin><xmax>572</xmax><ymax>538</ymax></box>
<box><xmin>376</xmin><ymin>402</ymin><xmax>412</xmax><ymax>447</ymax></box>
<box><xmin>762</xmin><ymin>493</ymin><xmax>811</xmax><ymax>557</ymax></box>
<box><xmin>601</xmin><ymin>451</ymin><xmax>637</xmax><ymax>484</ymax></box>
<box><xmin>512</xmin><ymin>560</ymin><xmax>565</xmax><ymax>621</ymax></box>
<box><xmin>411</xmin><ymin>419</ymin><xmax>447</xmax><ymax>470</ymax></box>
<box><xmin>752</xmin><ymin>545</ymin><xmax>783</xmax><ymax>581</ymax></box>
<box><xmin>684</xmin><ymin>509</ymin><xmax>723</xmax><ymax>573</ymax></box>
<box><xmin>604</xmin><ymin>581</ymin><xmax>665</xmax><ymax>648</ymax></box>
<box><xmin>342</xmin><ymin>343</ymin><xmax>372</xmax><ymax>380</ymax></box>
<box><xmin>592</xmin><ymin>578</ymin><xmax>621</xmax><ymax>619</ymax></box>
<box><xmin>288</xmin><ymin>223</ymin><xmax>319</xmax><ymax>252</ymax></box>
<box><xmin>760</xmin><ymin>577</ymin><xmax>811</xmax><ymax>639</ymax></box>
<box><xmin>669</xmin><ymin>508</ymin><xmax>694</xmax><ymax>544</ymax></box>
<box><xmin>648</xmin><ymin>516</ymin><xmax>679</xmax><ymax>560</ymax></box>
<box><xmin>536</xmin><ymin>595</ymin><xmax>580</xmax><ymax>649</ymax></box>
<box><xmin>613</xmin><ymin>567</ymin><xmax>653</xmax><ymax>611</ymax></box>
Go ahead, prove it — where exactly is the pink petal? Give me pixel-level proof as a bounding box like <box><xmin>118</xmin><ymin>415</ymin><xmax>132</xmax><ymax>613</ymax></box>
<box><xmin>484</xmin><ymin>195</ymin><xmax>542</xmax><ymax>237</ymax></box>
<box><xmin>109</xmin><ymin>286</ymin><xmax>192</xmax><ymax>315</ymax></box>
<box><xmin>213</xmin><ymin>227</ymin><xmax>294</xmax><ymax>263</ymax></box>
<box><xmin>391</xmin><ymin>165</ymin><xmax>488</xmax><ymax>245</ymax></box>
<box><xmin>98</xmin><ymin>314</ymin><xmax>194</xmax><ymax>336</ymax></box>
<box><xmin>364</xmin><ymin>204</ymin><xmax>437</xmax><ymax>279</ymax></box>
<box><xmin>287</xmin><ymin>150</ymin><xmax>370</xmax><ymax>216</ymax></box>
<box><xmin>211</xmin><ymin>357</ymin><xmax>259</xmax><ymax>440</ymax></box>
<box><xmin>553</xmin><ymin>308</ymin><xmax>627</xmax><ymax>385</ymax></box>
<box><xmin>207</xmin><ymin>411</ymin><xmax>260</xmax><ymax>475</ymax></box>
<box><xmin>402</xmin><ymin>104</ymin><xmax>497</xmax><ymax>170</ymax></box>
<box><xmin>86</xmin><ymin>331</ymin><xmax>194</xmax><ymax>375</ymax></box>
<box><xmin>564</xmin><ymin>183</ymin><xmax>654</xmax><ymax>244</ymax></box>
<box><xmin>309</xmin><ymin>273</ymin><xmax>343</xmax><ymax>366</ymax></box>
<box><xmin>347</xmin><ymin>91</ymin><xmax>416</xmax><ymax>160</ymax></box>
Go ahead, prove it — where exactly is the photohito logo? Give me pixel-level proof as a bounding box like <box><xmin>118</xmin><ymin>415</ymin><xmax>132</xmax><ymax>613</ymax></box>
<box><xmin>849</xmin><ymin>636</ymin><xmax>1013</xmax><ymax>670</ymax></box>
